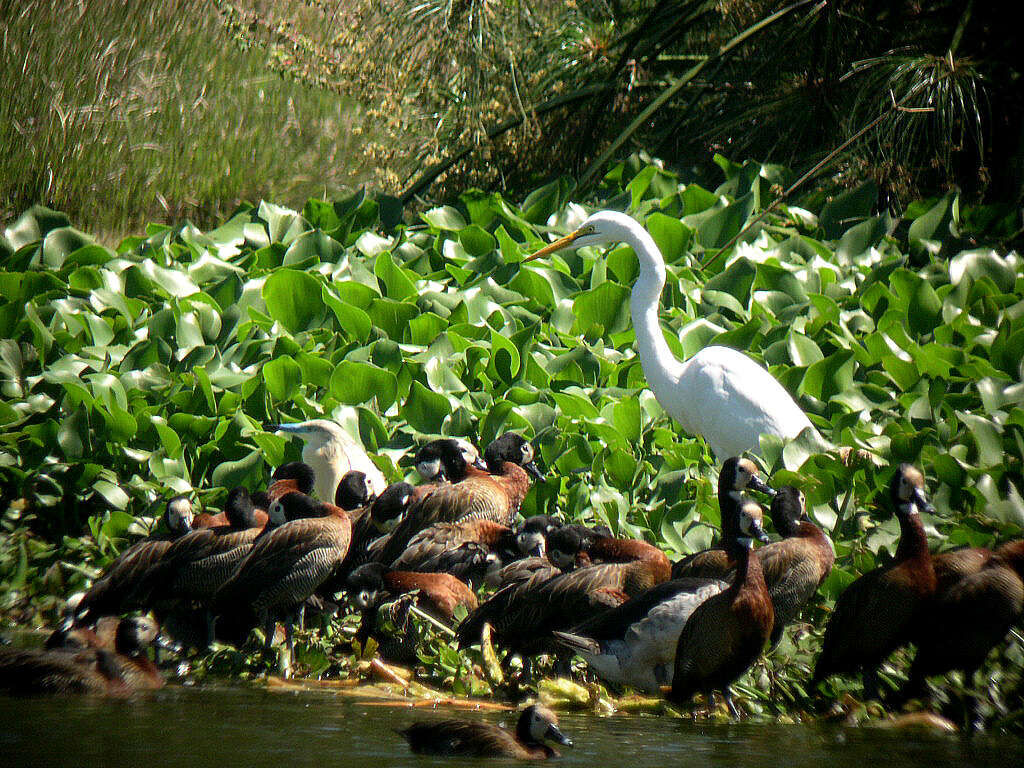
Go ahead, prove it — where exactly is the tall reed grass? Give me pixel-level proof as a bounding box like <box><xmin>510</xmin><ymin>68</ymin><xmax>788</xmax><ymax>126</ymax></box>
<box><xmin>0</xmin><ymin>0</ymin><xmax>372</xmax><ymax>239</ymax></box>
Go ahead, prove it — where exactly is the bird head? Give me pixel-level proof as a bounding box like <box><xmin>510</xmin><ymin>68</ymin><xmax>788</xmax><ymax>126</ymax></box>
<box><xmin>523</xmin><ymin>210</ymin><xmax>640</xmax><ymax>261</ymax></box>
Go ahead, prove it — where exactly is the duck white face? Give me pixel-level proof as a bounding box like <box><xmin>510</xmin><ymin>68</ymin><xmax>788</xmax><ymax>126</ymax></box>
<box><xmin>517</xmin><ymin>530</ymin><xmax>546</xmax><ymax>557</ymax></box>
<box><xmin>166</xmin><ymin>496</ymin><xmax>194</xmax><ymax>532</ymax></box>
<box><xmin>268</xmin><ymin>498</ymin><xmax>288</xmax><ymax>526</ymax></box>
<box><xmin>351</xmin><ymin>589</ymin><xmax>382</xmax><ymax>611</ymax></box>
<box><xmin>726</xmin><ymin>457</ymin><xmax>777</xmax><ymax>497</ymax></box>
<box><xmin>737</xmin><ymin>500</ymin><xmax>770</xmax><ymax>545</ymax></box>
<box><xmin>894</xmin><ymin>464</ymin><xmax>934</xmax><ymax>514</ymax></box>
<box><xmin>524</xmin><ymin>705</ymin><xmax>573</xmax><ymax>747</ymax></box>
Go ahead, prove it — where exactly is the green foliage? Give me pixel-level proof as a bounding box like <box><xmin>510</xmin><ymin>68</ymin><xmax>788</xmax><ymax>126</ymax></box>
<box><xmin>2</xmin><ymin>156</ymin><xmax>1024</xmax><ymax>722</ymax></box>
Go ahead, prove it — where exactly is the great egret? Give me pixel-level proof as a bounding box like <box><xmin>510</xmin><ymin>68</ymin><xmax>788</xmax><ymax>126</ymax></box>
<box><xmin>524</xmin><ymin>210</ymin><xmax>814</xmax><ymax>460</ymax></box>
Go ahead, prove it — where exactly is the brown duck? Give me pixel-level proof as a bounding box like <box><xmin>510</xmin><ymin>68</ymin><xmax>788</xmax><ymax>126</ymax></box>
<box><xmin>399</xmin><ymin>704</ymin><xmax>572</xmax><ymax>759</ymax></box>
<box><xmin>375</xmin><ymin>434</ymin><xmax>542</xmax><ymax>566</ymax></box>
<box><xmin>895</xmin><ymin>539</ymin><xmax>1024</xmax><ymax>729</ymax></box>
<box><xmin>73</xmin><ymin>496</ymin><xmax>193</xmax><ymax>626</ymax></box>
<box><xmin>213</xmin><ymin>492</ymin><xmax>351</xmax><ymax>667</ymax></box>
<box><xmin>812</xmin><ymin>464</ymin><xmax>937</xmax><ymax>700</ymax></box>
<box><xmin>668</xmin><ymin>500</ymin><xmax>774</xmax><ymax>717</ymax></box>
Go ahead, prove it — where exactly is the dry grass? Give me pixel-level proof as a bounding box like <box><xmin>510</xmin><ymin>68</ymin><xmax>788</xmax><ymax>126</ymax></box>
<box><xmin>0</xmin><ymin>0</ymin><xmax>376</xmax><ymax>238</ymax></box>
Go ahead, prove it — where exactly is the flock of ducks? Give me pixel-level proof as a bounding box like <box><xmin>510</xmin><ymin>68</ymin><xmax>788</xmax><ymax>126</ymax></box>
<box><xmin>3</xmin><ymin>421</ymin><xmax>1024</xmax><ymax>748</ymax></box>
<box><xmin>3</xmin><ymin>209</ymin><xmax>1023</xmax><ymax>753</ymax></box>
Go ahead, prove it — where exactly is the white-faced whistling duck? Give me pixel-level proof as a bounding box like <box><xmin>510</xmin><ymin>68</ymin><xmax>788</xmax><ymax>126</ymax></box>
<box><xmin>136</xmin><ymin>487</ymin><xmax>267</xmax><ymax>645</ymax></box>
<box><xmin>456</xmin><ymin>539</ymin><xmax>671</xmax><ymax>661</ymax></box>
<box><xmin>551</xmin><ymin>465</ymin><xmax>772</xmax><ymax>696</ymax></box>
<box><xmin>1</xmin><ymin>616</ymin><xmax>163</xmax><ymax>695</ymax></box>
<box><xmin>347</xmin><ymin>562</ymin><xmax>478</xmax><ymax>622</ymax></box>
<box><xmin>488</xmin><ymin>556</ymin><xmax>564</xmax><ymax>590</ymax></box>
<box><xmin>345</xmin><ymin>561</ymin><xmax>478</xmax><ymax>664</ymax></box>
<box><xmin>545</xmin><ymin>526</ymin><xmax>671</xmax><ymax>583</ymax></box>
<box><xmin>212</xmin><ymin>491</ymin><xmax>352</xmax><ymax>671</ymax></box>
<box><xmin>269</xmin><ymin>418</ymin><xmax>388</xmax><ymax>498</ymax></box>
<box><xmin>553</xmin><ymin>575</ymin><xmax>728</xmax><ymax>694</ymax></box>
<box><xmin>812</xmin><ymin>463</ymin><xmax>937</xmax><ymax>700</ymax></box>
<box><xmin>894</xmin><ymin>538</ymin><xmax>1024</xmax><ymax>729</ymax></box>
<box><xmin>375</xmin><ymin>434</ymin><xmax>542</xmax><ymax>567</ymax></box>
<box><xmin>674</xmin><ymin>486</ymin><xmax>833</xmax><ymax>648</ymax></box>
<box><xmin>399</xmin><ymin>704</ymin><xmax>572</xmax><ymax>759</ymax></box>
<box><xmin>671</xmin><ymin>457</ymin><xmax>777</xmax><ymax>579</ymax></box>
<box><xmin>72</xmin><ymin>496</ymin><xmax>193</xmax><ymax>627</ymax></box>
<box><xmin>754</xmin><ymin>486</ymin><xmax>834</xmax><ymax>647</ymax></box>
<box><xmin>414</xmin><ymin>437</ymin><xmax>481</xmax><ymax>482</ymax></box>
<box><xmin>668</xmin><ymin>499</ymin><xmax>774</xmax><ymax>717</ymax></box>
<box><xmin>390</xmin><ymin>519</ymin><xmax>517</xmax><ymax>587</ymax></box>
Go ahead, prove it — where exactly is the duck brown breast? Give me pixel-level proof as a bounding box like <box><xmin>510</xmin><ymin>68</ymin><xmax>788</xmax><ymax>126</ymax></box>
<box><xmin>669</xmin><ymin>545</ymin><xmax>773</xmax><ymax>705</ymax></box>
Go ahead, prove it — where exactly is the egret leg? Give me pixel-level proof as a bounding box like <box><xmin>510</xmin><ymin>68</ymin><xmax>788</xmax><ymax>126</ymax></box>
<box><xmin>261</xmin><ymin>613</ymin><xmax>275</xmax><ymax>650</ymax></box>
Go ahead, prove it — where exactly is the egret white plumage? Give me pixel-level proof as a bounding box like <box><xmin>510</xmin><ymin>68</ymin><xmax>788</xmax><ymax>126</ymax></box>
<box><xmin>524</xmin><ymin>210</ymin><xmax>815</xmax><ymax>460</ymax></box>
<box><xmin>269</xmin><ymin>419</ymin><xmax>387</xmax><ymax>500</ymax></box>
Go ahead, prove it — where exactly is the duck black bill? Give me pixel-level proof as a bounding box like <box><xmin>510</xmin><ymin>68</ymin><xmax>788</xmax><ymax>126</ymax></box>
<box><xmin>545</xmin><ymin>723</ymin><xmax>573</xmax><ymax>747</ymax></box>
<box><xmin>747</xmin><ymin>475</ymin><xmax>777</xmax><ymax>497</ymax></box>
<box><xmin>524</xmin><ymin>461</ymin><xmax>545</xmax><ymax>481</ymax></box>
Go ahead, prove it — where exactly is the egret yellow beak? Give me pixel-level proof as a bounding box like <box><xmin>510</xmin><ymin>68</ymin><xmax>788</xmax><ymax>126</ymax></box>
<box><xmin>522</xmin><ymin>229</ymin><xmax>585</xmax><ymax>262</ymax></box>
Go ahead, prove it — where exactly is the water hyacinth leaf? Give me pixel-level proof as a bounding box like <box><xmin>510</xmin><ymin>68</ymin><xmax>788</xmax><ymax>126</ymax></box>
<box><xmin>322</xmin><ymin>287</ymin><xmax>372</xmax><ymax>343</ymax></box>
<box><xmin>458</xmin><ymin>225</ymin><xmax>497</xmax><ymax>257</ymax></box>
<box><xmin>374</xmin><ymin>251</ymin><xmax>418</xmax><ymax>301</ymax></box>
<box><xmin>401</xmin><ymin>380</ymin><xmax>451</xmax><ymax>433</ymax></box>
<box><xmin>421</xmin><ymin>206</ymin><xmax>467</xmax><ymax>231</ymax></box>
<box><xmin>41</xmin><ymin>227</ymin><xmax>93</xmax><ymax>268</ymax></box>
<box><xmin>694</xmin><ymin>192</ymin><xmax>755</xmax><ymax>249</ymax></box>
<box><xmin>263</xmin><ymin>356</ymin><xmax>303</xmax><ymax>401</ymax></box>
<box><xmin>210</xmin><ymin>449</ymin><xmax>265</xmax><ymax>490</ymax></box>
<box><xmin>572</xmin><ymin>281</ymin><xmax>630</xmax><ymax>336</ymax></box>
<box><xmin>330</xmin><ymin>361</ymin><xmax>398</xmax><ymax>411</ymax></box>
<box><xmin>262</xmin><ymin>268</ymin><xmax>326</xmax><ymax>332</ymax></box>
<box><xmin>282</xmin><ymin>229</ymin><xmax>343</xmax><ymax>266</ymax></box>
<box><xmin>908</xmin><ymin>191</ymin><xmax>958</xmax><ymax>255</ymax></box>
<box><xmin>645</xmin><ymin>212</ymin><xmax>688</xmax><ymax>262</ymax></box>
<box><xmin>819</xmin><ymin>181</ymin><xmax>877</xmax><ymax>239</ymax></box>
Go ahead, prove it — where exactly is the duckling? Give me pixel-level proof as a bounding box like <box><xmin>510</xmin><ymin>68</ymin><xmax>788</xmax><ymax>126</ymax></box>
<box><xmin>374</xmin><ymin>434</ymin><xmax>541</xmax><ymax>566</ymax></box>
<box><xmin>269</xmin><ymin>419</ymin><xmax>387</xmax><ymax>499</ymax></box>
<box><xmin>399</xmin><ymin>704</ymin><xmax>572</xmax><ymax>759</ymax></box>
<box><xmin>73</xmin><ymin>496</ymin><xmax>194</xmax><ymax>626</ymax></box>
<box><xmin>895</xmin><ymin>539</ymin><xmax>1024</xmax><ymax>728</ymax></box>
<box><xmin>546</xmin><ymin>526</ymin><xmax>671</xmax><ymax>582</ymax></box>
<box><xmin>212</xmin><ymin>492</ymin><xmax>352</xmax><ymax>669</ymax></box>
<box><xmin>812</xmin><ymin>464</ymin><xmax>937</xmax><ymax>700</ymax></box>
<box><xmin>668</xmin><ymin>500</ymin><xmax>774</xmax><ymax>717</ymax></box>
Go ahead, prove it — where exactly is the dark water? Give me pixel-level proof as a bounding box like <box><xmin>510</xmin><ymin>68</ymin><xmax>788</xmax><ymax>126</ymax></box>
<box><xmin>1</xmin><ymin>685</ymin><xmax>1022</xmax><ymax>768</ymax></box>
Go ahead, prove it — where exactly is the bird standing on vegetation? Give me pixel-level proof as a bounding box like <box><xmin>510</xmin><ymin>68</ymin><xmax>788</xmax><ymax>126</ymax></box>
<box><xmin>523</xmin><ymin>210</ymin><xmax>814</xmax><ymax>459</ymax></box>
<box><xmin>269</xmin><ymin>419</ymin><xmax>387</xmax><ymax>499</ymax></box>
<box><xmin>812</xmin><ymin>464</ymin><xmax>937</xmax><ymax>700</ymax></box>
<box><xmin>668</xmin><ymin>499</ymin><xmax>774</xmax><ymax>716</ymax></box>
<box><xmin>72</xmin><ymin>497</ymin><xmax>194</xmax><ymax>627</ymax></box>
<box><xmin>895</xmin><ymin>539</ymin><xmax>1024</xmax><ymax>729</ymax></box>
<box><xmin>213</xmin><ymin>492</ymin><xmax>352</xmax><ymax>673</ymax></box>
